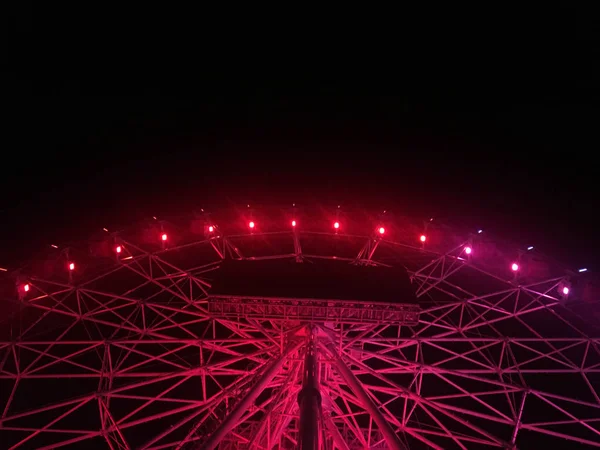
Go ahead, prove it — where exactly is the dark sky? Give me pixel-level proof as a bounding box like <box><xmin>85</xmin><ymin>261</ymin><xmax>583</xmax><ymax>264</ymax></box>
<box><xmin>3</xmin><ymin>6</ymin><xmax>599</xmax><ymax>272</ymax></box>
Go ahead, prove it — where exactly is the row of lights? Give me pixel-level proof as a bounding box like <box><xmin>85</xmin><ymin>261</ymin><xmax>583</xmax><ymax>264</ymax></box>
<box><xmin>13</xmin><ymin>218</ymin><xmax>584</xmax><ymax>299</ymax></box>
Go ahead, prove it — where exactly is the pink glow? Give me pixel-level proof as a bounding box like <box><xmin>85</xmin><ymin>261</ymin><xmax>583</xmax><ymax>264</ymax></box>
<box><xmin>161</xmin><ymin>233</ymin><xmax>168</xmax><ymax>241</ymax></box>
<box><xmin>511</xmin><ymin>263</ymin><xmax>519</xmax><ymax>272</ymax></box>
<box><xmin>208</xmin><ymin>226</ymin><xmax>214</xmax><ymax>232</ymax></box>
<box><xmin>420</xmin><ymin>235</ymin><xmax>426</xmax><ymax>243</ymax></box>
<box><xmin>378</xmin><ymin>227</ymin><xmax>385</xmax><ymax>235</ymax></box>
<box><xmin>69</xmin><ymin>262</ymin><xmax>75</xmax><ymax>271</ymax></box>
<box><xmin>23</xmin><ymin>284</ymin><xmax>30</xmax><ymax>292</ymax></box>
<box><xmin>116</xmin><ymin>245</ymin><xmax>122</xmax><ymax>254</ymax></box>
<box><xmin>465</xmin><ymin>246</ymin><xmax>472</xmax><ymax>255</ymax></box>
<box><xmin>334</xmin><ymin>222</ymin><xmax>340</xmax><ymax>229</ymax></box>
<box><xmin>249</xmin><ymin>221</ymin><xmax>255</xmax><ymax>229</ymax></box>
<box><xmin>562</xmin><ymin>286</ymin><xmax>570</xmax><ymax>295</ymax></box>
<box><xmin>291</xmin><ymin>220</ymin><xmax>296</xmax><ymax>227</ymax></box>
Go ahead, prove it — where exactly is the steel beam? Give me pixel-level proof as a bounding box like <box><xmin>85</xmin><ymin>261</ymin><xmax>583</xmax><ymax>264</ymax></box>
<box><xmin>298</xmin><ymin>327</ymin><xmax>321</xmax><ymax>450</ymax></box>
<box><xmin>199</xmin><ymin>339</ymin><xmax>302</xmax><ymax>450</ymax></box>
<box><xmin>321</xmin><ymin>338</ymin><xmax>407</xmax><ymax>450</ymax></box>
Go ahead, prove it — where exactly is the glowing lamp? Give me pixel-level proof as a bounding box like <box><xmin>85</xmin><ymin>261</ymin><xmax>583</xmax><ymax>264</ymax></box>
<box><xmin>248</xmin><ymin>221</ymin><xmax>255</xmax><ymax>229</ymax></box>
<box><xmin>116</xmin><ymin>245</ymin><xmax>122</xmax><ymax>254</ymax></box>
<box><xmin>562</xmin><ymin>286</ymin><xmax>570</xmax><ymax>295</ymax></box>
<box><xmin>291</xmin><ymin>220</ymin><xmax>297</xmax><ymax>227</ymax></box>
<box><xmin>420</xmin><ymin>235</ymin><xmax>426</xmax><ymax>243</ymax></box>
<box><xmin>208</xmin><ymin>226</ymin><xmax>214</xmax><ymax>233</ymax></box>
<box><xmin>511</xmin><ymin>263</ymin><xmax>519</xmax><ymax>272</ymax></box>
<box><xmin>378</xmin><ymin>227</ymin><xmax>385</xmax><ymax>235</ymax></box>
<box><xmin>464</xmin><ymin>246</ymin><xmax>472</xmax><ymax>255</ymax></box>
<box><xmin>333</xmin><ymin>222</ymin><xmax>340</xmax><ymax>229</ymax></box>
<box><xmin>69</xmin><ymin>262</ymin><xmax>75</xmax><ymax>271</ymax></box>
<box><xmin>161</xmin><ymin>233</ymin><xmax>168</xmax><ymax>241</ymax></box>
<box><xmin>23</xmin><ymin>284</ymin><xmax>30</xmax><ymax>292</ymax></box>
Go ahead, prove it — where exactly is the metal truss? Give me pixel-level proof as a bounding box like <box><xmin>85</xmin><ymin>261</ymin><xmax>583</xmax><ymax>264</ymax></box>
<box><xmin>0</xmin><ymin>227</ymin><xmax>599</xmax><ymax>449</ymax></box>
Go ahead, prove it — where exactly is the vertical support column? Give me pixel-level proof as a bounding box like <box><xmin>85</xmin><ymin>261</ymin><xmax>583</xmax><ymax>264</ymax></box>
<box><xmin>298</xmin><ymin>327</ymin><xmax>321</xmax><ymax>450</ymax></box>
<box><xmin>200</xmin><ymin>340</ymin><xmax>302</xmax><ymax>450</ymax></box>
<box><xmin>322</xmin><ymin>340</ymin><xmax>407</xmax><ymax>450</ymax></box>
<box><xmin>510</xmin><ymin>391</ymin><xmax>528</xmax><ymax>448</ymax></box>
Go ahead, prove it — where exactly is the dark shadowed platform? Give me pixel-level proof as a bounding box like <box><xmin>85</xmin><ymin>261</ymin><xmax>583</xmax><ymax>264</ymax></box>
<box><xmin>208</xmin><ymin>258</ymin><xmax>418</xmax><ymax>304</ymax></box>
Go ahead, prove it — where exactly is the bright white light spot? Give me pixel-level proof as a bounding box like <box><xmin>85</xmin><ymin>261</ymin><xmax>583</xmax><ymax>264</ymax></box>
<box><xmin>511</xmin><ymin>263</ymin><xmax>519</xmax><ymax>272</ymax></box>
<box><xmin>208</xmin><ymin>226</ymin><xmax>214</xmax><ymax>232</ymax></box>
<box><xmin>478</xmin><ymin>229</ymin><xmax>483</xmax><ymax>234</ymax></box>
<box><xmin>116</xmin><ymin>246</ymin><xmax>122</xmax><ymax>254</ymax></box>
<box><xmin>527</xmin><ymin>246</ymin><xmax>534</xmax><ymax>250</ymax></box>
<box><xmin>464</xmin><ymin>246</ymin><xmax>472</xmax><ymax>255</ymax></box>
<box><xmin>249</xmin><ymin>221</ymin><xmax>255</xmax><ymax>229</ymax></box>
<box><xmin>579</xmin><ymin>268</ymin><xmax>588</xmax><ymax>273</ymax></box>
<box><xmin>420</xmin><ymin>235</ymin><xmax>426</xmax><ymax>243</ymax></box>
<box><xmin>24</xmin><ymin>284</ymin><xmax>30</xmax><ymax>292</ymax></box>
<box><xmin>334</xmin><ymin>222</ymin><xmax>340</xmax><ymax>229</ymax></box>
<box><xmin>161</xmin><ymin>233</ymin><xmax>168</xmax><ymax>241</ymax></box>
<box><xmin>291</xmin><ymin>220</ymin><xmax>297</xmax><ymax>227</ymax></box>
<box><xmin>562</xmin><ymin>286</ymin><xmax>570</xmax><ymax>295</ymax></box>
<box><xmin>378</xmin><ymin>227</ymin><xmax>385</xmax><ymax>235</ymax></box>
<box><xmin>51</xmin><ymin>244</ymin><xmax>58</xmax><ymax>249</ymax></box>
<box><xmin>0</xmin><ymin>267</ymin><xmax>7</xmax><ymax>272</ymax></box>
<box><xmin>69</xmin><ymin>262</ymin><xmax>75</xmax><ymax>271</ymax></box>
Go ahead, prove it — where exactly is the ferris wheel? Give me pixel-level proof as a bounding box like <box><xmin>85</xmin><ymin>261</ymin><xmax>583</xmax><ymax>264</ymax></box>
<box><xmin>0</xmin><ymin>206</ymin><xmax>599</xmax><ymax>449</ymax></box>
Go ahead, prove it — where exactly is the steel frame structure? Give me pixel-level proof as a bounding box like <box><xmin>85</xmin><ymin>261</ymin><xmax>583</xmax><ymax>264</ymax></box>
<box><xmin>1</xmin><ymin>221</ymin><xmax>599</xmax><ymax>449</ymax></box>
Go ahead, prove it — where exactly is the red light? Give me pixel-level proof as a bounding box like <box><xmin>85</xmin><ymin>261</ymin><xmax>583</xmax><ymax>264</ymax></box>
<box><xmin>511</xmin><ymin>263</ymin><xmax>519</xmax><ymax>272</ymax></box>
<box><xmin>291</xmin><ymin>220</ymin><xmax>297</xmax><ymax>227</ymax></box>
<box><xmin>23</xmin><ymin>284</ymin><xmax>30</xmax><ymax>292</ymax></box>
<box><xmin>465</xmin><ymin>246</ymin><xmax>472</xmax><ymax>255</ymax></box>
<box><xmin>378</xmin><ymin>227</ymin><xmax>385</xmax><ymax>235</ymax></box>
<box><xmin>334</xmin><ymin>222</ymin><xmax>340</xmax><ymax>229</ymax></box>
<box><xmin>249</xmin><ymin>221</ymin><xmax>255</xmax><ymax>229</ymax></box>
<box><xmin>208</xmin><ymin>225</ymin><xmax>214</xmax><ymax>233</ymax></box>
<box><xmin>161</xmin><ymin>233</ymin><xmax>168</xmax><ymax>241</ymax></box>
<box><xmin>116</xmin><ymin>245</ymin><xmax>122</xmax><ymax>254</ymax></box>
<box><xmin>420</xmin><ymin>235</ymin><xmax>426</xmax><ymax>243</ymax></box>
<box><xmin>69</xmin><ymin>262</ymin><xmax>75</xmax><ymax>271</ymax></box>
<box><xmin>562</xmin><ymin>286</ymin><xmax>570</xmax><ymax>295</ymax></box>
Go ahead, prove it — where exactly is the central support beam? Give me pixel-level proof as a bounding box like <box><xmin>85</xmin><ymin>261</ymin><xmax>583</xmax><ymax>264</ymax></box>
<box><xmin>321</xmin><ymin>337</ymin><xmax>407</xmax><ymax>450</ymax></box>
<box><xmin>298</xmin><ymin>327</ymin><xmax>321</xmax><ymax>450</ymax></box>
<box><xmin>200</xmin><ymin>339</ymin><xmax>302</xmax><ymax>450</ymax></box>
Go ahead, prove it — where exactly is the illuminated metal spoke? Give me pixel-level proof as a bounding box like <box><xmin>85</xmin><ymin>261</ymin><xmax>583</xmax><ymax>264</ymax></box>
<box><xmin>1</xmin><ymin>230</ymin><xmax>599</xmax><ymax>449</ymax></box>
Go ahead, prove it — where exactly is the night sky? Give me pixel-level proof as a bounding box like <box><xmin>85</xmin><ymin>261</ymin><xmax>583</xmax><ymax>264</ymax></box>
<box><xmin>4</xmin><ymin>6</ymin><xmax>599</xmax><ymax>274</ymax></box>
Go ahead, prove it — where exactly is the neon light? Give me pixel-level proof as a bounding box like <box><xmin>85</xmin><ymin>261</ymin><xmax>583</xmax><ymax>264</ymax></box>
<box><xmin>161</xmin><ymin>233</ymin><xmax>167</xmax><ymax>241</ymax></box>
<box><xmin>511</xmin><ymin>263</ymin><xmax>519</xmax><ymax>272</ymax></box>
<box><xmin>464</xmin><ymin>246</ymin><xmax>472</xmax><ymax>255</ymax></box>
<box><xmin>378</xmin><ymin>227</ymin><xmax>385</xmax><ymax>235</ymax></box>
<box><xmin>420</xmin><ymin>235</ymin><xmax>426</xmax><ymax>243</ymax></box>
<box><xmin>69</xmin><ymin>263</ymin><xmax>75</xmax><ymax>271</ymax></box>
